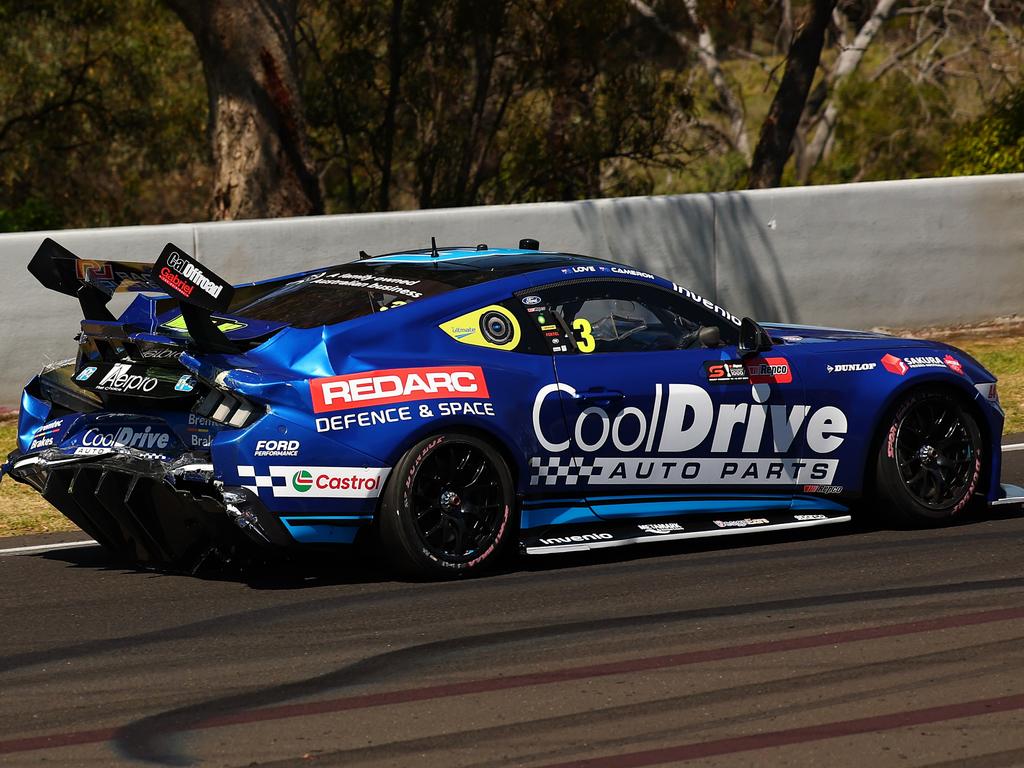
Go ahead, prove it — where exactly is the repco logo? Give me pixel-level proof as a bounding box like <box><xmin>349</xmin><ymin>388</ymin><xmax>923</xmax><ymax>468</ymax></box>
<box><xmin>166</xmin><ymin>251</ymin><xmax>223</xmax><ymax>298</ymax></box>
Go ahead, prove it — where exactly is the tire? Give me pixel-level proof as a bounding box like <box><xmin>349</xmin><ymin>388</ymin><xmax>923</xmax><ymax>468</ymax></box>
<box><xmin>875</xmin><ymin>388</ymin><xmax>984</xmax><ymax>525</ymax></box>
<box><xmin>379</xmin><ymin>432</ymin><xmax>515</xmax><ymax>578</ymax></box>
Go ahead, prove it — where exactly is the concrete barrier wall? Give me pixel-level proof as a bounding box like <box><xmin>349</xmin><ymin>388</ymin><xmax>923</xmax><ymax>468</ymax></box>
<box><xmin>1</xmin><ymin>173</ymin><xmax>1021</xmax><ymax>406</ymax></box>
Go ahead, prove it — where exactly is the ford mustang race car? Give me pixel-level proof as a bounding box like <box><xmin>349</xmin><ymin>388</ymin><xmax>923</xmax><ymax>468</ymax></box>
<box><xmin>2</xmin><ymin>238</ymin><xmax>1021</xmax><ymax>577</ymax></box>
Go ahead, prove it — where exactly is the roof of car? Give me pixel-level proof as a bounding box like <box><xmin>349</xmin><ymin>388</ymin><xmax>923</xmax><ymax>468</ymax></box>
<box><xmin>360</xmin><ymin>247</ymin><xmax>616</xmax><ymax>274</ymax></box>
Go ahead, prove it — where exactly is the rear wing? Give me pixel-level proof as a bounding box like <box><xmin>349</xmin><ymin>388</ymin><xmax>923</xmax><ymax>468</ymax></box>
<box><xmin>28</xmin><ymin>238</ymin><xmax>240</xmax><ymax>353</ymax></box>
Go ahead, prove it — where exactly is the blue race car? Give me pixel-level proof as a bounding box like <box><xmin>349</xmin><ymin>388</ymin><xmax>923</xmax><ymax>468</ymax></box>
<box><xmin>3</xmin><ymin>238</ymin><xmax>1020</xmax><ymax>577</ymax></box>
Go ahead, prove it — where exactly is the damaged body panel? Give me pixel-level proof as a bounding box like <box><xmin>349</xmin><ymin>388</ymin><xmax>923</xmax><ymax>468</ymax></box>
<box><xmin>2</xmin><ymin>238</ymin><xmax>1018</xmax><ymax>578</ymax></box>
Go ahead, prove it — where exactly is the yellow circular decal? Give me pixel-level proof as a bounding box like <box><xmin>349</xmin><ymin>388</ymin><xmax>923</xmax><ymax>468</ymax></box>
<box><xmin>439</xmin><ymin>305</ymin><xmax>521</xmax><ymax>351</ymax></box>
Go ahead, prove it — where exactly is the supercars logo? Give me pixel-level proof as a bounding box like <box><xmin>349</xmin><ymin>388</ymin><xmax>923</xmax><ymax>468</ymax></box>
<box><xmin>704</xmin><ymin>360</ymin><xmax>748</xmax><ymax>383</ymax></box>
<box><xmin>311</xmin><ymin>366</ymin><xmax>489</xmax><ymax>413</ymax></box>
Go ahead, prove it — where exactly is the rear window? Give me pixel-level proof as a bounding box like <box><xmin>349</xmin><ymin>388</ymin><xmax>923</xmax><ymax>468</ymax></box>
<box><xmin>235</xmin><ymin>268</ymin><xmax>483</xmax><ymax>328</ymax></box>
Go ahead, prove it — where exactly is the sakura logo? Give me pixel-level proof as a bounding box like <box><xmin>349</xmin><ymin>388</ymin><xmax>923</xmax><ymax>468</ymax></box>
<box><xmin>881</xmin><ymin>353</ymin><xmax>909</xmax><ymax>376</ymax></box>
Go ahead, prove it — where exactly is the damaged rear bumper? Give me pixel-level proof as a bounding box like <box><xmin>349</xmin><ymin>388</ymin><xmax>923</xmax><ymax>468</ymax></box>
<box><xmin>1</xmin><ymin>448</ymin><xmax>289</xmax><ymax>568</ymax></box>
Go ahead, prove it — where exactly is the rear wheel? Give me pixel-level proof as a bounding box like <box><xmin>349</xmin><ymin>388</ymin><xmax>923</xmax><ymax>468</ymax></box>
<box><xmin>875</xmin><ymin>388</ymin><xmax>983</xmax><ymax>524</ymax></box>
<box><xmin>379</xmin><ymin>433</ymin><xmax>514</xmax><ymax>578</ymax></box>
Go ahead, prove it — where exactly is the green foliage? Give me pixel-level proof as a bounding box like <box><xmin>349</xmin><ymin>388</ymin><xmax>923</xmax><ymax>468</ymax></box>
<box><xmin>810</xmin><ymin>72</ymin><xmax>953</xmax><ymax>184</ymax></box>
<box><xmin>301</xmin><ymin>0</ymin><xmax>696</xmax><ymax>212</ymax></box>
<box><xmin>0</xmin><ymin>0</ymin><xmax>208</xmax><ymax>230</ymax></box>
<box><xmin>942</xmin><ymin>87</ymin><xmax>1024</xmax><ymax>177</ymax></box>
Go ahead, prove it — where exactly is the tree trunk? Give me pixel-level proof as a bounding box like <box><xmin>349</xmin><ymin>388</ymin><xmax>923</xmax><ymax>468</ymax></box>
<box><xmin>798</xmin><ymin>0</ymin><xmax>899</xmax><ymax>182</ymax></box>
<box><xmin>165</xmin><ymin>0</ymin><xmax>323</xmax><ymax>220</ymax></box>
<box><xmin>747</xmin><ymin>0</ymin><xmax>837</xmax><ymax>189</ymax></box>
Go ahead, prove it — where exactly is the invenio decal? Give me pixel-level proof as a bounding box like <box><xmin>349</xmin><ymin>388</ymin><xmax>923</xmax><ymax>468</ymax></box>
<box><xmin>311</xmin><ymin>366</ymin><xmax>489</xmax><ymax>413</ymax></box>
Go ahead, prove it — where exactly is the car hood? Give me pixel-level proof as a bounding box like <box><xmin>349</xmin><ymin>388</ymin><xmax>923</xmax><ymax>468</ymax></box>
<box><xmin>760</xmin><ymin>322</ymin><xmax>898</xmax><ymax>342</ymax></box>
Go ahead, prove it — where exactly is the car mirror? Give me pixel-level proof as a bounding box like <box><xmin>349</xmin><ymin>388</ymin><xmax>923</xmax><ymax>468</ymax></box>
<box><xmin>738</xmin><ymin>317</ymin><xmax>773</xmax><ymax>357</ymax></box>
<box><xmin>697</xmin><ymin>325</ymin><xmax>721</xmax><ymax>348</ymax></box>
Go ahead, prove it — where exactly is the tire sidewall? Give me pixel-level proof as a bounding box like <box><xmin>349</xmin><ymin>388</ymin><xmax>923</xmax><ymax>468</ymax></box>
<box><xmin>876</xmin><ymin>388</ymin><xmax>983</xmax><ymax>522</ymax></box>
<box><xmin>381</xmin><ymin>433</ymin><xmax>514</xmax><ymax>577</ymax></box>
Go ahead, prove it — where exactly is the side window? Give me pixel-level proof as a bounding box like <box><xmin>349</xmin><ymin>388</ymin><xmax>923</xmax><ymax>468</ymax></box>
<box><xmin>565</xmin><ymin>296</ymin><xmax>688</xmax><ymax>353</ymax></box>
<box><xmin>527</xmin><ymin>280</ymin><xmax>739</xmax><ymax>354</ymax></box>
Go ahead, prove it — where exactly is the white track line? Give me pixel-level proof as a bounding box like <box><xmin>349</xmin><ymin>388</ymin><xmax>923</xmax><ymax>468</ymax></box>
<box><xmin>0</xmin><ymin>540</ymin><xmax>98</xmax><ymax>556</ymax></box>
<box><xmin>1002</xmin><ymin>443</ymin><xmax>1024</xmax><ymax>453</ymax></box>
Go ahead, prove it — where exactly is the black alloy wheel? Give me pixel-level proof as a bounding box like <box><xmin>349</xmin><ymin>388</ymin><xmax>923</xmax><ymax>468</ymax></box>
<box><xmin>875</xmin><ymin>389</ymin><xmax>984</xmax><ymax>523</ymax></box>
<box><xmin>379</xmin><ymin>433</ymin><xmax>514</xmax><ymax>578</ymax></box>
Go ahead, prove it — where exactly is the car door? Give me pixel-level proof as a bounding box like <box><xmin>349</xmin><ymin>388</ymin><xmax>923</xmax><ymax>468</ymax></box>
<box><xmin>521</xmin><ymin>278</ymin><xmax>819</xmax><ymax>520</ymax></box>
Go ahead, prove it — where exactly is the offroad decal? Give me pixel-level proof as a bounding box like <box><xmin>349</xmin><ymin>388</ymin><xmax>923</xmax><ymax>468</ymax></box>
<box><xmin>152</xmin><ymin>243</ymin><xmax>234</xmax><ymax>311</ymax></box>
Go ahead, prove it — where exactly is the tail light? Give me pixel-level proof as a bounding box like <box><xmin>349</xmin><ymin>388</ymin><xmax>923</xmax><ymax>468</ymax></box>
<box><xmin>194</xmin><ymin>388</ymin><xmax>263</xmax><ymax>428</ymax></box>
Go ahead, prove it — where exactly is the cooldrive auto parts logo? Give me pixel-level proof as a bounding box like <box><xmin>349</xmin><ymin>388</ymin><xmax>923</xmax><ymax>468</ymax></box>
<box><xmin>530</xmin><ymin>382</ymin><xmax>847</xmax><ymax>486</ymax></box>
<box><xmin>311</xmin><ymin>366</ymin><xmax>489</xmax><ymax>413</ymax></box>
<box><xmin>237</xmin><ymin>466</ymin><xmax>390</xmax><ymax>499</ymax></box>
<box><xmin>78</xmin><ymin>426</ymin><xmax>172</xmax><ymax>451</ymax></box>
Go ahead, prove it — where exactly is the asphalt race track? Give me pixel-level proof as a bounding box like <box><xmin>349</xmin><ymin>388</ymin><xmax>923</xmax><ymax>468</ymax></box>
<box><xmin>1</xmin><ymin>439</ymin><xmax>1023</xmax><ymax>767</ymax></box>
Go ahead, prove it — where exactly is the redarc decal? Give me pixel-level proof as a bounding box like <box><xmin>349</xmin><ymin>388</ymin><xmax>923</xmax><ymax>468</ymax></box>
<box><xmin>311</xmin><ymin>366</ymin><xmax>489</xmax><ymax>414</ymax></box>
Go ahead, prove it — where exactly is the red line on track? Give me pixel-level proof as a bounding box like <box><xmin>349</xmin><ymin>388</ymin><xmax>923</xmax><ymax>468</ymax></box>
<box><xmin>2</xmin><ymin>605</ymin><xmax>1023</xmax><ymax>756</ymax></box>
<box><xmin>540</xmin><ymin>693</ymin><xmax>1024</xmax><ymax>768</ymax></box>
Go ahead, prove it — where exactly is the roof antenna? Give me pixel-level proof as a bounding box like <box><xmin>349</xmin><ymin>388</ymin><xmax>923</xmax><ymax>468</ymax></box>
<box><xmin>430</xmin><ymin>236</ymin><xmax>440</xmax><ymax>259</ymax></box>
<box><xmin>358</xmin><ymin>250</ymin><xmax>372</xmax><ymax>260</ymax></box>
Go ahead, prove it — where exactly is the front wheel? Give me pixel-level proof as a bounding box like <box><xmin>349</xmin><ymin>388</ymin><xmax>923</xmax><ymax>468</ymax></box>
<box><xmin>379</xmin><ymin>433</ymin><xmax>514</xmax><ymax>578</ymax></box>
<box><xmin>875</xmin><ymin>388</ymin><xmax>984</xmax><ymax>524</ymax></box>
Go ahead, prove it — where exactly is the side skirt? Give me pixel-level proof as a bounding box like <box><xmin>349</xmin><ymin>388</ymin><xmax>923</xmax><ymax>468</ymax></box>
<box><xmin>521</xmin><ymin>509</ymin><xmax>851</xmax><ymax>555</ymax></box>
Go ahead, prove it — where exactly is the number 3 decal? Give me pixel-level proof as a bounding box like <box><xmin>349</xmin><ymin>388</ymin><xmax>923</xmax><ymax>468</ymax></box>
<box><xmin>573</xmin><ymin>318</ymin><xmax>596</xmax><ymax>353</ymax></box>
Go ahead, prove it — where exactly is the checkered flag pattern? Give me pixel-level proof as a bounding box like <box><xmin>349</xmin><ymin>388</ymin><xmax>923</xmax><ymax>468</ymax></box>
<box><xmin>237</xmin><ymin>465</ymin><xmax>289</xmax><ymax>495</ymax></box>
<box><xmin>529</xmin><ymin>456</ymin><xmax>602</xmax><ymax>486</ymax></box>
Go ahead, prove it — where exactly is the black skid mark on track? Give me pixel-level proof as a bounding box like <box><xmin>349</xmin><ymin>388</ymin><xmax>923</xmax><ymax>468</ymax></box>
<box><xmin>241</xmin><ymin>636</ymin><xmax>1024</xmax><ymax>768</ymax></box>
<box><xmin>111</xmin><ymin>577</ymin><xmax>1024</xmax><ymax>765</ymax></box>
